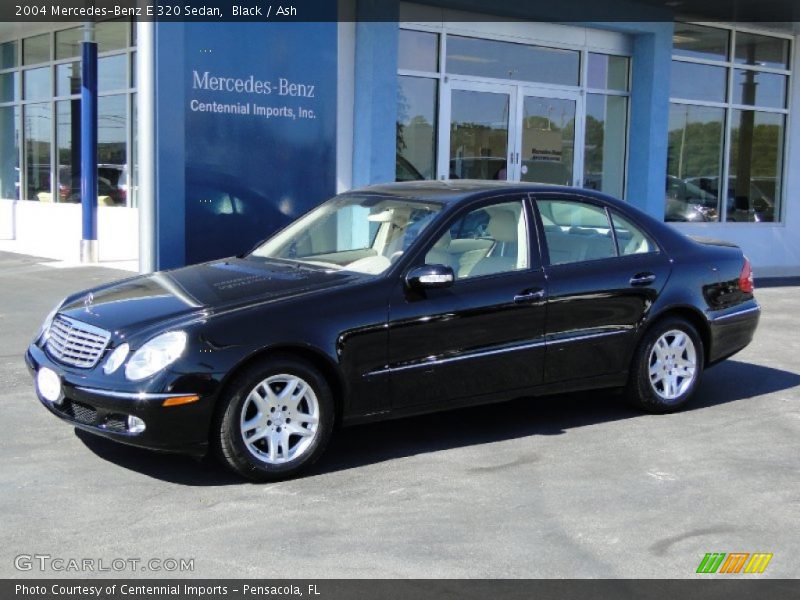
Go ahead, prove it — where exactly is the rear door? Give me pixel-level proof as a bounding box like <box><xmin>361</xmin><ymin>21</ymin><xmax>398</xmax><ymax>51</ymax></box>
<box><xmin>532</xmin><ymin>194</ymin><xmax>672</xmax><ymax>383</ymax></box>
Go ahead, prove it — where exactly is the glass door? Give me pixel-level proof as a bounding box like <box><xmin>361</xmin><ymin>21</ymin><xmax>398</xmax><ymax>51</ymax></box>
<box><xmin>443</xmin><ymin>81</ymin><xmax>517</xmax><ymax>181</ymax></box>
<box><xmin>516</xmin><ymin>90</ymin><xmax>583</xmax><ymax>186</ymax></box>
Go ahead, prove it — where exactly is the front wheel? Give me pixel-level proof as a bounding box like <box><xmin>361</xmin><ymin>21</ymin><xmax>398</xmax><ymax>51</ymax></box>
<box><xmin>214</xmin><ymin>356</ymin><xmax>335</xmax><ymax>481</ymax></box>
<box><xmin>626</xmin><ymin>317</ymin><xmax>704</xmax><ymax>413</ymax></box>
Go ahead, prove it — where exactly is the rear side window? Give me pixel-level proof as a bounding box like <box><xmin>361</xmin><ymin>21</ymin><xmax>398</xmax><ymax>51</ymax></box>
<box><xmin>537</xmin><ymin>199</ymin><xmax>616</xmax><ymax>265</ymax></box>
<box><xmin>610</xmin><ymin>212</ymin><xmax>657</xmax><ymax>256</ymax></box>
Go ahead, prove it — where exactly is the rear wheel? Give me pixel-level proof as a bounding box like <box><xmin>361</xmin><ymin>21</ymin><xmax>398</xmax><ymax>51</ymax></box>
<box><xmin>215</xmin><ymin>356</ymin><xmax>334</xmax><ymax>481</ymax></box>
<box><xmin>626</xmin><ymin>317</ymin><xmax>704</xmax><ymax>413</ymax></box>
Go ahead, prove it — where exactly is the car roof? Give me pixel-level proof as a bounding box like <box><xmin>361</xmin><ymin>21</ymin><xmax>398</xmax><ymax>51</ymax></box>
<box><xmin>348</xmin><ymin>180</ymin><xmax>591</xmax><ymax>204</ymax></box>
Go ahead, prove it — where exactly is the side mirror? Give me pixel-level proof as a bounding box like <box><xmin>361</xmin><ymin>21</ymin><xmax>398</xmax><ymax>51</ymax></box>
<box><xmin>405</xmin><ymin>264</ymin><xmax>455</xmax><ymax>290</ymax></box>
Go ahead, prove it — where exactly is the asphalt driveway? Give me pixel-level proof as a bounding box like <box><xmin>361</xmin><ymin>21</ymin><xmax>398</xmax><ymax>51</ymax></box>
<box><xmin>1</xmin><ymin>251</ymin><xmax>798</xmax><ymax>578</ymax></box>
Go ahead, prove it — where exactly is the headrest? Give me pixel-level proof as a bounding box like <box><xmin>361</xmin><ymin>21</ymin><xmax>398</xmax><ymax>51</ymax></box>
<box><xmin>487</xmin><ymin>210</ymin><xmax>518</xmax><ymax>243</ymax></box>
<box><xmin>433</xmin><ymin>229</ymin><xmax>451</xmax><ymax>250</ymax></box>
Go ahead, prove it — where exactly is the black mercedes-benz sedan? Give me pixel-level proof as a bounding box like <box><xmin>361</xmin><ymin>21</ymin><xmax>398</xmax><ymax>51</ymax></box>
<box><xmin>26</xmin><ymin>181</ymin><xmax>760</xmax><ymax>480</ymax></box>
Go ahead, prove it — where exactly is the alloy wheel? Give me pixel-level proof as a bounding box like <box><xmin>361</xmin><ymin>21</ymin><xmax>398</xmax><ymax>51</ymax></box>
<box><xmin>648</xmin><ymin>329</ymin><xmax>697</xmax><ymax>401</ymax></box>
<box><xmin>240</xmin><ymin>374</ymin><xmax>319</xmax><ymax>464</ymax></box>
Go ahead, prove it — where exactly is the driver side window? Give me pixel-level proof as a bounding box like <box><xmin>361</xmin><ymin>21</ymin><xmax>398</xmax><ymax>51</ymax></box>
<box><xmin>424</xmin><ymin>200</ymin><xmax>529</xmax><ymax>280</ymax></box>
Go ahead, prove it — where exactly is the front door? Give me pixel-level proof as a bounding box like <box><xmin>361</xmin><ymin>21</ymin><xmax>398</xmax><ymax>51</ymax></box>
<box><xmin>383</xmin><ymin>195</ymin><xmax>547</xmax><ymax>411</ymax></box>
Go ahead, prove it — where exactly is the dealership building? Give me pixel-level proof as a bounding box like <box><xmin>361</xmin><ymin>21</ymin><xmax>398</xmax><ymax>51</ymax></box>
<box><xmin>0</xmin><ymin>1</ymin><xmax>799</xmax><ymax>275</ymax></box>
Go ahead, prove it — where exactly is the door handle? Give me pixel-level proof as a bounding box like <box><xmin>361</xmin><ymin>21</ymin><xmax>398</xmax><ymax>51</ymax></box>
<box><xmin>514</xmin><ymin>289</ymin><xmax>546</xmax><ymax>303</ymax></box>
<box><xmin>630</xmin><ymin>272</ymin><xmax>656</xmax><ymax>286</ymax></box>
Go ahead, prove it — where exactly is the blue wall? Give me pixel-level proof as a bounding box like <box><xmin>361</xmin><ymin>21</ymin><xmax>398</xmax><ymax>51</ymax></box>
<box><xmin>154</xmin><ymin>22</ymin><xmax>338</xmax><ymax>269</ymax></box>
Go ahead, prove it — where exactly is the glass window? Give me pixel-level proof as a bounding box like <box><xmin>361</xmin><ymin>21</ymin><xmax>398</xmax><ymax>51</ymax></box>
<box><xmin>97</xmin><ymin>95</ymin><xmax>128</xmax><ymax>206</ymax></box>
<box><xmin>446</xmin><ymin>35</ymin><xmax>579</xmax><ymax>86</ymax></box>
<box><xmin>24</xmin><ymin>102</ymin><xmax>51</xmax><ymax>201</ymax></box>
<box><xmin>1</xmin><ymin>41</ymin><xmax>17</xmax><ymax>69</ymax></box>
<box><xmin>426</xmin><ymin>200</ymin><xmax>528</xmax><ymax>279</ymax></box>
<box><xmin>587</xmin><ymin>53</ymin><xmax>629</xmax><ymax>91</ymax></box>
<box><xmin>727</xmin><ymin>110</ymin><xmax>783</xmax><ymax>223</ymax></box>
<box><xmin>131</xmin><ymin>51</ymin><xmax>137</xmax><ymax>87</ymax></box>
<box><xmin>583</xmin><ymin>94</ymin><xmax>627</xmax><ymax>198</ymax></box>
<box><xmin>449</xmin><ymin>89</ymin><xmax>509</xmax><ymax>180</ymax></box>
<box><xmin>398</xmin><ymin>29</ymin><xmax>438</xmax><ymax>72</ymax></box>
<box><xmin>611</xmin><ymin>212</ymin><xmax>656</xmax><ymax>255</ymax></box>
<box><xmin>735</xmin><ymin>32</ymin><xmax>789</xmax><ymax>70</ymax></box>
<box><xmin>0</xmin><ymin>72</ymin><xmax>18</xmax><ymax>103</ymax></box>
<box><xmin>670</xmin><ymin>61</ymin><xmax>727</xmax><ymax>102</ymax></box>
<box><xmin>23</xmin><ymin>67</ymin><xmax>51</xmax><ymax>100</ymax></box>
<box><xmin>252</xmin><ymin>196</ymin><xmax>443</xmax><ymax>275</ymax></box>
<box><xmin>520</xmin><ymin>95</ymin><xmax>575</xmax><ymax>186</ymax></box>
<box><xmin>55</xmin><ymin>27</ymin><xmax>83</xmax><ymax>60</ymax></box>
<box><xmin>666</xmin><ymin>104</ymin><xmax>724</xmax><ymax>222</ymax></box>
<box><xmin>95</xmin><ymin>20</ymin><xmax>129</xmax><ymax>53</ymax></box>
<box><xmin>397</xmin><ymin>76</ymin><xmax>437</xmax><ymax>181</ymax></box>
<box><xmin>23</xmin><ymin>34</ymin><xmax>50</xmax><ymax>65</ymax></box>
<box><xmin>0</xmin><ymin>105</ymin><xmax>20</xmax><ymax>199</ymax></box>
<box><xmin>56</xmin><ymin>62</ymin><xmax>81</xmax><ymax>96</ymax></box>
<box><xmin>99</xmin><ymin>54</ymin><xmax>128</xmax><ymax>92</ymax></box>
<box><xmin>537</xmin><ymin>199</ymin><xmax>616</xmax><ymax>265</ymax></box>
<box><xmin>673</xmin><ymin>23</ymin><xmax>729</xmax><ymax>62</ymax></box>
<box><xmin>131</xmin><ymin>92</ymin><xmax>137</xmax><ymax>207</ymax></box>
<box><xmin>56</xmin><ymin>99</ymin><xmax>80</xmax><ymax>203</ymax></box>
<box><xmin>732</xmin><ymin>69</ymin><xmax>787</xmax><ymax>109</ymax></box>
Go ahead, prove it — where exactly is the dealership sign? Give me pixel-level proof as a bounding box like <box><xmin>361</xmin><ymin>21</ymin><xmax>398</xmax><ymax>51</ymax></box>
<box><xmin>154</xmin><ymin>21</ymin><xmax>336</xmax><ymax>268</ymax></box>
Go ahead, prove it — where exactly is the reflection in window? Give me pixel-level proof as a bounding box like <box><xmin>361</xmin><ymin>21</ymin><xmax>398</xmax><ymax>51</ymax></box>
<box><xmin>0</xmin><ymin>106</ymin><xmax>20</xmax><ymax>199</ymax></box>
<box><xmin>673</xmin><ymin>23</ymin><xmax>729</xmax><ymax>62</ymax></box>
<box><xmin>56</xmin><ymin>100</ymin><xmax>81</xmax><ymax>203</ymax></box>
<box><xmin>24</xmin><ymin>102</ymin><xmax>51</xmax><ymax>201</ymax></box>
<box><xmin>23</xmin><ymin>66</ymin><xmax>51</xmax><ymax>100</ymax></box>
<box><xmin>397</xmin><ymin>76</ymin><xmax>437</xmax><ymax>181</ymax></box>
<box><xmin>728</xmin><ymin>110</ymin><xmax>783</xmax><ymax>223</ymax></box>
<box><xmin>587</xmin><ymin>54</ymin><xmax>629</xmax><ymax>91</ymax></box>
<box><xmin>95</xmin><ymin>20</ymin><xmax>130</xmax><ymax>53</ymax></box>
<box><xmin>666</xmin><ymin>104</ymin><xmax>724</xmax><ymax>222</ymax></box>
<box><xmin>521</xmin><ymin>96</ymin><xmax>575</xmax><ymax>186</ymax></box>
<box><xmin>732</xmin><ymin>69</ymin><xmax>787</xmax><ymax>109</ymax></box>
<box><xmin>56</xmin><ymin>62</ymin><xmax>81</xmax><ymax>96</ymax></box>
<box><xmin>735</xmin><ymin>32</ymin><xmax>789</xmax><ymax>70</ymax></box>
<box><xmin>55</xmin><ymin>27</ymin><xmax>83</xmax><ymax>60</ymax></box>
<box><xmin>23</xmin><ymin>34</ymin><xmax>50</xmax><ymax>65</ymax></box>
<box><xmin>0</xmin><ymin>72</ymin><xmax>17</xmax><ymax>103</ymax></box>
<box><xmin>0</xmin><ymin>41</ymin><xmax>17</xmax><ymax>69</ymax></box>
<box><xmin>398</xmin><ymin>29</ymin><xmax>438</xmax><ymax>72</ymax></box>
<box><xmin>97</xmin><ymin>95</ymin><xmax>128</xmax><ymax>206</ymax></box>
<box><xmin>446</xmin><ymin>35</ymin><xmax>579</xmax><ymax>86</ymax></box>
<box><xmin>99</xmin><ymin>54</ymin><xmax>128</xmax><ymax>92</ymax></box>
<box><xmin>450</xmin><ymin>90</ymin><xmax>509</xmax><ymax>180</ymax></box>
<box><xmin>583</xmin><ymin>94</ymin><xmax>627</xmax><ymax>198</ymax></box>
<box><xmin>670</xmin><ymin>61</ymin><xmax>726</xmax><ymax>103</ymax></box>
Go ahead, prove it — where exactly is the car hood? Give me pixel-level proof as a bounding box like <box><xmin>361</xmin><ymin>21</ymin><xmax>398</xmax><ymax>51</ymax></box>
<box><xmin>57</xmin><ymin>258</ymin><xmax>364</xmax><ymax>334</ymax></box>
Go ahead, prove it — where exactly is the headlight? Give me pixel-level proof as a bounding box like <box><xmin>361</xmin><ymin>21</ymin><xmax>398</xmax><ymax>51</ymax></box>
<box><xmin>103</xmin><ymin>343</ymin><xmax>130</xmax><ymax>375</ymax></box>
<box><xmin>124</xmin><ymin>331</ymin><xmax>187</xmax><ymax>381</ymax></box>
<box><xmin>38</xmin><ymin>300</ymin><xmax>64</xmax><ymax>343</ymax></box>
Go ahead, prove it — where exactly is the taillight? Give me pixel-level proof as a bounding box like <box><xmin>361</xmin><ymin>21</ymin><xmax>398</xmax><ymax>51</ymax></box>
<box><xmin>738</xmin><ymin>257</ymin><xmax>754</xmax><ymax>294</ymax></box>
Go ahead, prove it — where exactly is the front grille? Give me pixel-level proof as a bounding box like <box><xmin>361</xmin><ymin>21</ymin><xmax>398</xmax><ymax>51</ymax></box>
<box><xmin>59</xmin><ymin>399</ymin><xmax>98</xmax><ymax>425</ymax></box>
<box><xmin>45</xmin><ymin>315</ymin><xmax>111</xmax><ymax>368</ymax></box>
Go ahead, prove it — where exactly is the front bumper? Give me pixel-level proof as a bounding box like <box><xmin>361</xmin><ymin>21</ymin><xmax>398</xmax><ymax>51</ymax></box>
<box><xmin>26</xmin><ymin>343</ymin><xmax>213</xmax><ymax>457</ymax></box>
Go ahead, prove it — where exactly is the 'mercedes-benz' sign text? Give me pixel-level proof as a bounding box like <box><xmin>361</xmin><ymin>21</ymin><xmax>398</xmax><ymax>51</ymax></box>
<box><xmin>192</xmin><ymin>70</ymin><xmax>315</xmax><ymax>97</ymax></box>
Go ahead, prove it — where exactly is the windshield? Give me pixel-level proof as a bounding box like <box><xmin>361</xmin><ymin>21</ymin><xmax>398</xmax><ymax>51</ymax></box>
<box><xmin>250</xmin><ymin>195</ymin><xmax>443</xmax><ymax>275</ymax></box>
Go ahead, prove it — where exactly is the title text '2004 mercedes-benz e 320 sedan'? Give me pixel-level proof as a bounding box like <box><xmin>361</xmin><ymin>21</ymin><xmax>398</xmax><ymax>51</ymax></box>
<box><xmin>27</xmin><ymin>181</ymin><xmax>760</xmax><ymax>480</ymax></box>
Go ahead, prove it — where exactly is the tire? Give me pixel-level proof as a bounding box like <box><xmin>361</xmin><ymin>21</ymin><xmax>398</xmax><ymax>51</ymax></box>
<box><xmin>214</xmin><ymin>355</ymin><xmax>335</xmax><ymax>481</ymax></box>
<box><xmin>625</xmin><ymin>317</ymin><xmax>704</xmax><ymax>413</ymax></box>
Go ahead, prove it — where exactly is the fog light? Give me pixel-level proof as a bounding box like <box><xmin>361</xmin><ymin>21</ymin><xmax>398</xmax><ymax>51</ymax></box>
<box><xmin>127</xmin><ymin>415</ymin><xmax>146</xmax><ymax>434</ymax></box>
